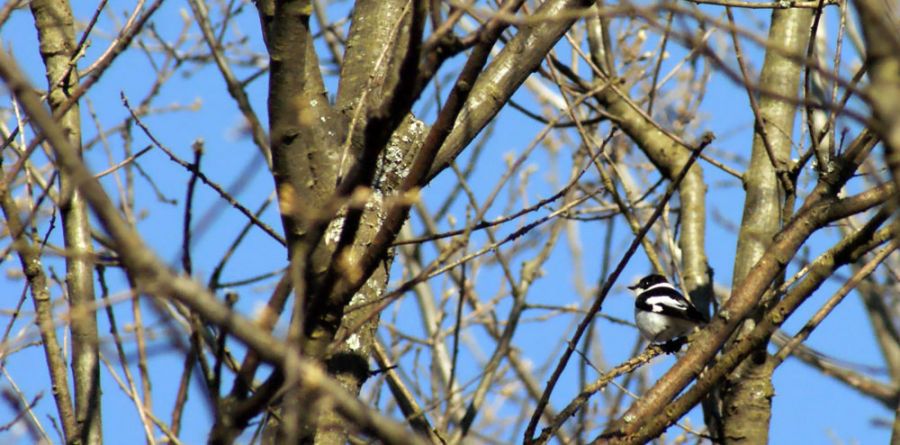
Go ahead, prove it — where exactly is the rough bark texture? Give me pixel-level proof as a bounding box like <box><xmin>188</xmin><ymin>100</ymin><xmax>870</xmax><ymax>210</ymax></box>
<box><xmin>29</xmin><ymin>1</ymin><xmax>101</xmax><ymax>444</ymax></box>
<box><xmin>723</xmin><ymin>7</ymin><xmax>812</xmax><ymax>444</ymax></box>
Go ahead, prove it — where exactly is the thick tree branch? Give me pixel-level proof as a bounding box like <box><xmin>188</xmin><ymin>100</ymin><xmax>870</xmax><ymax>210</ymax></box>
<box><xmin>265</xmin><ymin>0</ymin><xmax>343</xmax><ymax>246</ymax></box>
<box><xmin>335</xmin><ymin>0</ymin><xmax>412</xmax><ymax>113</ymax></box>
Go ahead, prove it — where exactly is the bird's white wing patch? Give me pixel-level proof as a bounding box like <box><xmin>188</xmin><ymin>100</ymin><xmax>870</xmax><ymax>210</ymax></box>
<box><xmin>645</xmin><ymin>295</ymin><xmax>687</xmax><ymax>311</ymax></box>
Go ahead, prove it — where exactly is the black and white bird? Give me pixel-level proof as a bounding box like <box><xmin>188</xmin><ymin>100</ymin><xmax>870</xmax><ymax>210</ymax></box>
<box><xmin>628</xmin><ymin>274</ymin><xmax>708</xmax><ymax>346</ymax></box>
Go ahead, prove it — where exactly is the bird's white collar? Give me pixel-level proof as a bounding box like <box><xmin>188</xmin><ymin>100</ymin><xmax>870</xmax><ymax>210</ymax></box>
<box><xmin>642</xmin><ymin>282</ymin><xmax>677</xmax><ymax>292</ymax></box>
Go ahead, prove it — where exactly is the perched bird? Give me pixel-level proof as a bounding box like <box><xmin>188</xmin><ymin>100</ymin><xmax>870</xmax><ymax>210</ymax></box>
<box><xmin>628</xmin><ymin>274</ymin><xmax>708</xmax><ymax>346</ymax></box>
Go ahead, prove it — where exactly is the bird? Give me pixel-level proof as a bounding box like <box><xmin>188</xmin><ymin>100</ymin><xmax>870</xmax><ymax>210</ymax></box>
<box><xmin>628</xmin><ymin>274</ymin><xmax>708</xmax><ymax>348</ymax></box>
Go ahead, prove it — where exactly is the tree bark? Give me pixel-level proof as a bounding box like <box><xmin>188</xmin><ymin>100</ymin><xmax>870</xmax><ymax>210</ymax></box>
<box><xmin>722</xmin><ymin>7</ymin><xmax>812</xmax><ymax>444</ymax></box>
<box><xmin>30</xmin><ymin>1</ymin><xmax>102</xmax><ymax>444</ymax></box>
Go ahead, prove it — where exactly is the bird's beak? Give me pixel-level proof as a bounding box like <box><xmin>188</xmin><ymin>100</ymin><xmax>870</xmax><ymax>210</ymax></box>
<box><xmin>627</xmin><ymin>283</ymin><xmax>638</xmax><ymax>291</ymax></box>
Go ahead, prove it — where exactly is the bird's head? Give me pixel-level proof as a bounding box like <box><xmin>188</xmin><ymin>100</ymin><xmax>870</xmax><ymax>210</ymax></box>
<box><xmin>627</xmin><ymin>274</ymin><xmax>669</xmax><ymax>292</ymax></box>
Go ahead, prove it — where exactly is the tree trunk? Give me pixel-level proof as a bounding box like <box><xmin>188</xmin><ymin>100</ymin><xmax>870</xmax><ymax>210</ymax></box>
<box><xmin>723</xmin><ymin>7</ymin><xmax>812</xmax><ymax>444</ymax></box>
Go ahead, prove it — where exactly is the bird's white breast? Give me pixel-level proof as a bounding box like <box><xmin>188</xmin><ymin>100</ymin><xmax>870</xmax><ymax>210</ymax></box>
<box><xmin>634</xmin><ymin>308</ymin><xmax>696</xmax><ymax>343</ymax></box>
